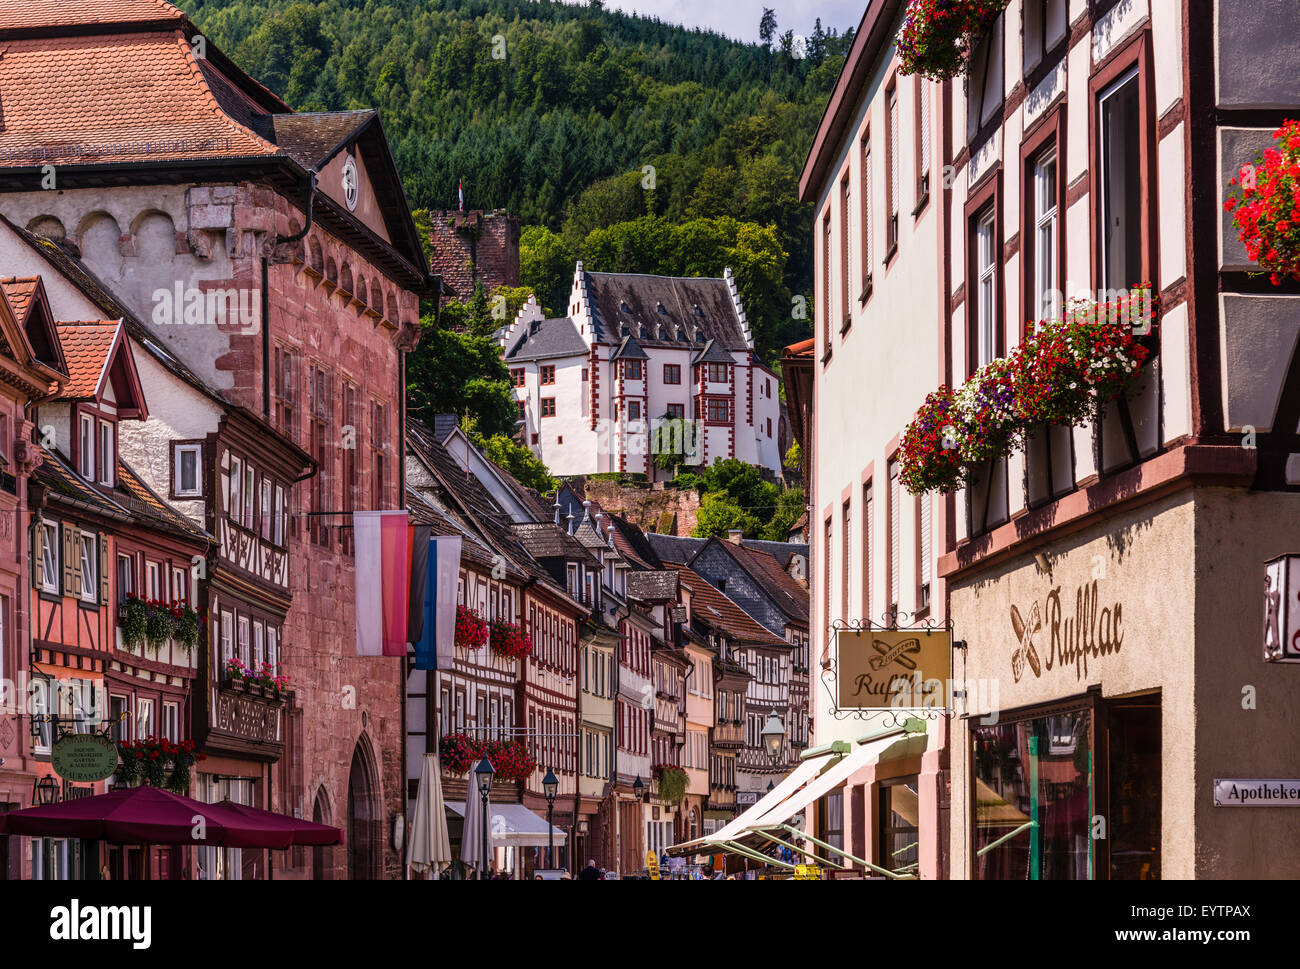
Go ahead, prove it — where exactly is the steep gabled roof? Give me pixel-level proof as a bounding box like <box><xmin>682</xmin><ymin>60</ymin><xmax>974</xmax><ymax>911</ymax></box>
<box><xmin>626</xmin><ymin>569</ymin><xmax>678</xmax><ymax>603</ymax></box>
<box><xmin>0</xmin><ymin>0</ymin><xmax>187</xmax><ymax>36</ymax></box>
<box><xmin>693</xmin><ymin>338</ymin><xmax>734</xmax><ymax>366</ymax></box>
<box><xmin>0</xmin><ymin>274</ymin><xmax>68</xmax><ymax>378</ymax></box>
<box><xmin>583</xmin><ymin>270</ymin><xmax>750</xmax><ymax>350</ymax></box>
<box><xmin>508</xmin><ymin>521</ymin><xmax>599</xmax><ymax>565</ymax></box>
<box><xmin>116</xmin><ymin>459</ymin><xmax>210</xmax><ymax>542</ymax></box>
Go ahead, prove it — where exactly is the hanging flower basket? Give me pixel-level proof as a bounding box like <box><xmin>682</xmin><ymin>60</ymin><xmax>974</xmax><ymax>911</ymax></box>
<box><xmin>897</xmin><ymin>386</ymin><xmax>967</xmax><ymax>495</ymax></box>
<box><xmin>484</xmin><ymin>738</ymin><xmax>535</xmax><ymax>783</ymax></box>
<box><xmin>951</xmin><ymin>355</ymin><xmax>1022</xmax><ymax>466</ymax></box>
<box><xmin>898</xmin><ymin>0</ymin><xmax>1010</xmax><ymax>81</ymax></box>
<box><xmin>440</xmin><ymin>732</ymin><xmax>482</xmax><ymax>774</ymax></box>
<box><xmin>454</xmin><ymin>605</ymin><xmax>488</xmax><ymax>650</ymax></box>
<box><xmin>173</xmin><ymin>604</ymin><xmax>201</xmax><ymax>654</ymax></box>
<box><xmin>115</xmin><ymin>738</ymin><xmax>205</xmax><ymax>794</ymax></box>
<box><xmin>143</xmin><ymin>598</ymin><xmax>177</xmax><ymax>652</ymax></box>
<box><xmin>653</xmin><ymin>764</ymin><xmax>689</xmax><ymax>805</ymax></box>
<box><xmin>119</xmin><ymin>596</ymin><xmax>149</xmax><ymax>652</ymax></box>
<box><xmin>1225</xmin><ymin>119</ymin><xmax>1300</xmax><ymax>285</ymax></box>
<box><xmin>489</xmin><ymin>619</ymin><xmax>533</xmax><ymax>660</ymax></box>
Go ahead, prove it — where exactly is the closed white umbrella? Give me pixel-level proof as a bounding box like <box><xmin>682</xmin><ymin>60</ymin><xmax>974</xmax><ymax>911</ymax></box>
<box><xmin>406</xmin><ymin>754</ymin><xmax>451</xmax><ymax>877</ymax></box>
<box><xmin>460</xmin><ymin>765</ymin><xmax>496</xmax><ymax>876</ymax></box>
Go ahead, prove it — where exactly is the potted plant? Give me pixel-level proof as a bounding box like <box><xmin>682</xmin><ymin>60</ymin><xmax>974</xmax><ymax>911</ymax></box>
<box><xmin>173</xmin><ymin>603</ymin><xmax>201</xmax><ymax>654</ymax></box>
<box><xmin>898</xmin><ymin>0</ymin><xmax>1010</xmax><ymax>81</ymax></box>
<box><xmin>440</xmin><ymin>732</ymin><xmax>481</xmax><ymax>774</ymax></box>
<box><xmin>224</xmin><ymin>657</ymin><xmax>247</xmax><ymax>687</ymax></box>
<box><xmin>144</xmin><ymin>599</ymin><xmax>176</xmax><ymax>653</ymax></box>
<box><xmin>1225</xmin><ymin>119</ymin><xmax>1300</xmax><ymax>285</ymax></box>
<box><xmin>653</xmin><ymin>764</ymin><xmax>689</xmax><ymax>805</ymax></box>
<box><xmin>484</xmin><ymin>738</ymin><xmax>536</xmax><ymax>783</ymax></box>
<box><xmin>489</xmin><ymin>619</ymin><xmax>533</xmax><ymax>660</ymax></box>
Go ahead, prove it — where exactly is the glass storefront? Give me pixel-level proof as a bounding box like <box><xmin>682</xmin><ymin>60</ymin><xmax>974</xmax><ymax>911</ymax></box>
<box><xmin>971</xmin><ymin>695</ymin><xmax>1160</xmax><ymax>880</ymax></box>
<box><xmin>878</xmin><ymin>776</ymin><xmax>920</xmax><ymax>875</ymax></box>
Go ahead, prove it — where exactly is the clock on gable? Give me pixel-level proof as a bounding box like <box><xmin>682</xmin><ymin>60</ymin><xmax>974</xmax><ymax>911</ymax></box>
<box><xmin>341</xmin><ymin>155</ymin><xmax>359</xmax><ymax>212</ymax></box>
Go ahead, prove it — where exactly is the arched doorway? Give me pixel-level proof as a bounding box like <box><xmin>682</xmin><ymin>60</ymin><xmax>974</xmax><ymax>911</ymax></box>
<box><xmin>346</xmin><ymin>738</ymin><xmax>381</xmax><ymax>879</ymax></box>
<box><xmin>312</xmin><ymin>789</ymin><xmax>333</xmax><ymax>880</ymax></box>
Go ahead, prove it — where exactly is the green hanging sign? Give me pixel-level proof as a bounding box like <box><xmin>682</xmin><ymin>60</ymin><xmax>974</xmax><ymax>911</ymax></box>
<box><xmin>51</xmin><ymin>734</ymin><xmax>118</xmax><ymax>783</ymax></box>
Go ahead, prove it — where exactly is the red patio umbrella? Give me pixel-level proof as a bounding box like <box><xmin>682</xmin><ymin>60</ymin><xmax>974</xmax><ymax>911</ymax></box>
<box><xmin>0</xmin><ymin>786</ymin><xmax>340</xmax><ymax>849</ymax></box>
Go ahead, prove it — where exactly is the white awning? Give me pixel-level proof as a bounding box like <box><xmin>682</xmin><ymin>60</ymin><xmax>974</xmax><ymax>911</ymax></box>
<box><xmin>743</xmin><ymin>730</ymin><xmax>921</xmax><ymax>834</ymax></box>
<box><xmin>666</xmin><ymin>752</ymin><xmax>836</xmax><ymax>856</ymax></box>
<box><xmin>445</xmin><ymin>801</ymin><xmax>567</xmax><ymax>848</ymax></box>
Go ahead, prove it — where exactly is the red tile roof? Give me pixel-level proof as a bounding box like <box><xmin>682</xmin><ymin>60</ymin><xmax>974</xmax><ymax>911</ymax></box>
<box><xmin>54</xmin><ymin>320</ymin><xmax>119</xmax><ymax>399</ymax></box>
<box><xmin>674</xmin><ymin>565</ymin><xmax>787</xmax><ymax>647</ymax></box>
<box><xmin>0</xmin><ymin>0</ymin><xmax>185</xmax><ymax>33</ymax></box>
<box><xmin>0</xmin><ymin>31</ymin><xmax>280</xmax><ymax>166</ymax></box>
<box><xmin>783</xmin><ymin>338</ymin><xmax>815</xmax><ymax>357</ymax></box>
<box><xmin>0</xmin><ymin>277</ymin><xmax>38</xmax><ymax>321</ymax></box>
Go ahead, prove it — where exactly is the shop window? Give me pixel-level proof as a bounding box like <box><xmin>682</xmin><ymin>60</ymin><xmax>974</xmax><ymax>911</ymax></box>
<box><xmin>816</xmin><ymin>787</ymin><xmax>845</xmax><ymax>853</ymax></box>
<box><xmin>973</xmin><ymin>706</ymin><xmax>1095</xmax><ymax>880</ymax></box>
<box><xmin>878</xmin><ymin>777</ymin><xmax>920</xmax><ymax>875</ymax></box>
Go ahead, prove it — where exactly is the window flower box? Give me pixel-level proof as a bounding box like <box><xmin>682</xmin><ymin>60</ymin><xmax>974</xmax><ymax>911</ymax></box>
<box><xmin>115</xmin><ymin>737</ymin><xmax>205</xmax><ymax>794</ymax></box>
<box><xmin>489</xmin><ymin>619</ymin><xmax>533</xmax><ymax>660</ymax></box>
<box><xmin>1225</xmin><ymin>120</ymin><xmax>1300</xmax><ymax>285</ymax></box>
<box><xmin>898</xmin><ymin>0</ymin><xmax>1010</xmax><ymax>81</ymax></box>
<box><xmin>438</xmin><ymin>734</ymin><xmax>535</xmax><ymax>782</ymax></box>
<box><xmin>899</xmin><ymin>290</ymin><xmax>1154</xmax><ymax>495</ymax></box>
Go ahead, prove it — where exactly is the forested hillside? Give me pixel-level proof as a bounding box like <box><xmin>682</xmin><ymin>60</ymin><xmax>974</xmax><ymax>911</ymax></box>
<box><xmin>180</xmin><ymin>0</ymin><xmax>854</xmax><ymax>363</ymax></box>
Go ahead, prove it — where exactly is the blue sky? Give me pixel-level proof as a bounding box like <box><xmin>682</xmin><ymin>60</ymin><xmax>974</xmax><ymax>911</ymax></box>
<box><xmin>596</xmin><ymin>0</ymin><xmax>864</xmax><ymax>43</ymax></box>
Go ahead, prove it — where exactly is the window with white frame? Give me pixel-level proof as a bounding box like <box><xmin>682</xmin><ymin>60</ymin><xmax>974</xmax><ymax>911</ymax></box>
<box><xmin>260</xmin><ymin>477</ymin><xmax>273</xmax><ymax>540</ymax></box>
<box><xmin>39</xmin><ymin>523</ymin><xmax>59</xmax><ymax>594</ymax></box>
<box><xmin>79</xmin><ymin>413</ymin><xmax>94</xmax><ymax>479</ymax></box>
<box><xmin>98</xmin><ymin>420</ymin><xmax>114</xmax><ymax>485</ymax></box>
<box><xmin>220</xmin><ymin>609</ymin><xmax>233</xmax><ymax>663</ymax></box>
<box><xmin>267</xmin><ymin>626</ymin><xmax>278</xmax><ymax>669</ymax></box>
<box><xmin>1033</xmin><ymin>147</ymin><xmax>1059</xmax><ymax>324</ymax></box>
<box><xmin>230</xmin><ymin>456</ymin><xmax>242</xmax><ymax>522</ymax></box>
<box><xmin>146</xmin><ymin>561</ymin><xmax>160</xmax><ymax>601</ymax></box>
<box><xmin>79</xmin><ymin>532</ymin><xmax>96</xmax><ymax>604</ymax></box>
<box><xmin>975</xmin><ymin>207</ymin><xmax>998</xmax><ymax>368</ymax></box>
<box><xmin>274</xmin><ymin>485</ymin><xmax>285</xmax><ymax>546</ymax></box>
<box><xmin>253</xmin><ymin>622</ymin><xmax>265</xmax><ymax>669</ymax></box>
<box><xmin>243</xmin><ymin>463</ymin><xmax>255</xmax><ymax>530</ymax></box>
<box><xmin>117</xmin><ymin>553</ymin><xmax>133</xmax><ymax>604</ymax></box>
<box><xmin>174</xmin><ymin>444</ymin><xmax>201</xmax><ymax>497</ymax></box>
<box><xmin>162</xmin><ymin>701</ymin><xmax>179</xmax><ymax>741</ymax></box>
<box><xmin>238</xmin><ymin>616</ymin><xmax>250</xmax><ymax>666</ymax></box>
<box><xmin>137</xmin><ymin>697</ymin><xmax>155</xmax><ymax>739</ymax></box>
<box><xmin>172</xmin><ymin>567</ymin><xmax>186</xmax><ymax>605</ymax></box>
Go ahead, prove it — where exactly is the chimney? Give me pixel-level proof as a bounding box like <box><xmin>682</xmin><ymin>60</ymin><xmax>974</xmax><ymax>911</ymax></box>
<box><xmin>727</xmin><ymin>529</ymin><xmax>743</xmax><ymax>545</ymax></box>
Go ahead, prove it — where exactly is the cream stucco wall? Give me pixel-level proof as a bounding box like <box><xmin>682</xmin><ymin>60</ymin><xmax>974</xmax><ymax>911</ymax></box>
<box><xmin>948</xmin><ymin>486</ymin><xmax>1300</xmax><ymax>879</ymax></box>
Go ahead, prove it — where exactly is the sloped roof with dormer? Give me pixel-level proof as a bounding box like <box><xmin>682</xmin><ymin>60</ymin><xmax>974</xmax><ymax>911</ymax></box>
<box><xmin>582</xmin><ymin>270</ymin><xmax>749</xmax><ymax>351</ymax></box>
<box><xmin>504</xmin><ymin>316</ymin><xmax>587</xmax><ymax>362</ymax></box>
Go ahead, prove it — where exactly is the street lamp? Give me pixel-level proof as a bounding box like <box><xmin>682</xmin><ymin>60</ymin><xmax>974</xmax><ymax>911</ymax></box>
<box><xmin>474</xmin><ymin>756</ymin><xmax>495</xmax><ymax>878</ymax></box>
<box><xmin>766</xmin><ymin>780</ymin><xmax>775</xmax><ymax>792</ymax></box>
<box><xmin>761</xmin><ymin>714</ymin><xmax>786</xmax><ymax>765</ymax></box>
<box><xmin>632</xmin><ymin>774</ymin><xmax>645</xmax><ymax>803</ymax></box>
<box><xmin>543</xmin><ymin>768</ymin><xmax>559</xmax><ymax>870</ymax></box>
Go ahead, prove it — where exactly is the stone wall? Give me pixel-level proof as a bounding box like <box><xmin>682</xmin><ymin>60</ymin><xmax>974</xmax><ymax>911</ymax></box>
<box><xmin>579</xmin><ymin>477</ymin><xmax>702</xmax><ymax>538</ymax></box>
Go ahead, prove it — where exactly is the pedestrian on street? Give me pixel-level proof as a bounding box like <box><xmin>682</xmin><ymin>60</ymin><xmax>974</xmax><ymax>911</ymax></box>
<box><xmin>579</xmin><ymin>859</ymin><xmax>601</xmax><ymax>880</ymax></box>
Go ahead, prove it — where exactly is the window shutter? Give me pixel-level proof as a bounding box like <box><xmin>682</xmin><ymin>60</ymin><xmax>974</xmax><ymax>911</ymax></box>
<box><xmin>61</xmin><ymin>523</ymin><xmax>76</xmax><ymax>597</ymax></box>
<box><xmin>99</xmin><ymin>533</ymin><xmax>109</xmax><ymax>604</ymax></box>
<box><xmin>71</xmin><ymin>530</ymin><xmax>83</xmax><ymax>599</ymax></box>
<box><xmin>32</xmin><ymin>524</ymin><xmax>43</xmax><ymax>590</ymax></box>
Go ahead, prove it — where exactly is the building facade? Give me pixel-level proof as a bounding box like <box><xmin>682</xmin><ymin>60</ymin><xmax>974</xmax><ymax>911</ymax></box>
<box><xmin>0</xmin><ymin>0</ymin><xmax>433</xmax><ymax>878</ymax></box>
<box><xmin>500</xmin><ymin>265</ymin><xmax>783</xmax><ymax>481</ymax></box>
<box><xmin>799</xmin><ymin>0</ymin><xmax>1300</xmax><ymax>879</ymax></box>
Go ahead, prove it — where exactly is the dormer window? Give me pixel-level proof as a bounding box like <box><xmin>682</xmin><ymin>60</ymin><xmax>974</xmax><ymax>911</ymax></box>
<box><xmin>656</xmin><ymin>302</ymin><xmax>667</xmax><ymax>314</ymax></box>
<box><xmin>620</xmin><ymin>300</ymin><xmax>631</xmax><ymax>314</ymax></box>
<box><xmin>693</xmin><ymin>304</ymin><xmax>704</xmax><ymax>317</ymax></box>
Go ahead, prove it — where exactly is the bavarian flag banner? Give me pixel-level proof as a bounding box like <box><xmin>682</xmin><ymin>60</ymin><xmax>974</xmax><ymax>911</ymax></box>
<box><xmin>354</xmin><ymin>511</ymin><xmax>411</xmax><ymax>656</ymax></box>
